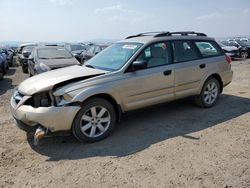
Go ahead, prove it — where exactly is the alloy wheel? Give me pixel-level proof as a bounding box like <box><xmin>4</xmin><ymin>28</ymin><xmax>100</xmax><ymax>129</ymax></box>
<box><xmin>203</xmin><ymin>82</ymin><xmax>218</xmax><ymax>105</ymax></box>
<box><xmin>241</xmin><ymin>51</ymin><xmax>248</xmax><ymax>59</ymax></box>
<box><xmin>80</xmin><ymin>106</ymin><xmax>111</xmax><ymax>138</ymax></box>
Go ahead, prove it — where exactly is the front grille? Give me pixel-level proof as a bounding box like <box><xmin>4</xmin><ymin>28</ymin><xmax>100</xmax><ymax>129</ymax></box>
<box><xmin>230</xmin><ymin>50</ymin><xmax>239</xmax><ymax>54</ymax></box>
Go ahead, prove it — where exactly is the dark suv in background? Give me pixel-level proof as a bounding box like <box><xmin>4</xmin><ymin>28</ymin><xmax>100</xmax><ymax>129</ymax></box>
<box><xmin>221</xmin><ymin>40</ymin><xmax>250</xmax><ymax>59</ymax></box>
<box><xmin>64</xmin><ymin>43</ymin><xmax>88</xmax><ymax>62</ymax></box>
<box><xmin>20</xmin><ymin>46</ymin><xmax>36</xmax><ymax>73</ymax></box>
<box><xmin>17</xmin><ymin>43</ymin><xmax>38</xmax><ymax>63</ymax></box>
<box><xmin>80</xmin><ymin>44</ymin><xmax>109</xmax><ymax>64</ymax></box>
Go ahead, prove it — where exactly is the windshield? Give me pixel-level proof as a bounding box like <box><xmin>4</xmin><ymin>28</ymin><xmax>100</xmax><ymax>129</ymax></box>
<box><xmin>23</xmin><ymin>46</ymin><xmax>34</xmax><ymax>53</ymax></box>
<box><xmin>70</xmin><ymin>45</ymin><xmax>86</xmax><ymax>51</ymax></box>
<box><xmin>100</xmin><ymin>45</ymin><xmax>108</xmax><ymax>50</ymax></box>
<box><xmin>85</xmin><ymin>42</ymin><xmax>143</xmax><ymax>71</ymax></box>
<box><xmin>38</xmin><ymin>48</ymin><xmax>73</xmax><ymax>59</ymax></box>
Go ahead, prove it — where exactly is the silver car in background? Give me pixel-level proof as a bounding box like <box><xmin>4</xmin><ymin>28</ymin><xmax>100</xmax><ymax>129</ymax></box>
<box><xmin>27</xmin><ymin>46</ymin><xmax>80</xmax><ymax>76</ymax></box>
<box><xmin>10</xmin><ymin>31</ymin><xmax>233</xmax><ymax>143</ymax></box>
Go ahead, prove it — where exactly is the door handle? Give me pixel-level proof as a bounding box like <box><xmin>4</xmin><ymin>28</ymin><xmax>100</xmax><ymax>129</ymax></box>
<box><xmin>199</xmin><ymin>64</ymin><xmax>206</xmax><ymax>69</ymax></box>
<box><xmin>163</xmin><ymin>70</ymin><xmax>172</xmax><ymax>76</ymax></box>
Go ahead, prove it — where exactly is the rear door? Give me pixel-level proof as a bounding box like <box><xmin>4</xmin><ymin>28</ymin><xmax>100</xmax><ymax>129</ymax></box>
<box><xmin>171</xmin><ymin>40</ymin><xmax>205</xmax><ymax>98</ymax></box>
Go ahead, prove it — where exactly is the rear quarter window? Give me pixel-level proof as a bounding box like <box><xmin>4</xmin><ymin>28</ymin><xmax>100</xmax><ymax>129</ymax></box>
<box><xmin>195</xmin><ymin>41</ymin><xmax>224</xmax><ymax>57</ymax></box>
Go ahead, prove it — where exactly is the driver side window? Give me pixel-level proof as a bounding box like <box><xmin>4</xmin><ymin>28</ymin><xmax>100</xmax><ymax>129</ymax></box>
<box><xmin>136</xmin><ymin>42</ymin><xmax>169</xmax><ymax>68</ymax></box>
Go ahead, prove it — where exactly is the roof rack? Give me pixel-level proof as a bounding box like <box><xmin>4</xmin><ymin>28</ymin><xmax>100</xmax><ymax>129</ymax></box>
<box><xmin>167</xmin><ymin>31</ymin><xmax>207</xmax><ymax>37</ymax></box>
<box><xmin>125</xmin><ymin>31</ymin><xmax>167</xmax><ymax>39</ymax></box>
<box><xmin>125</xmin><ymin>31</ymin><xmax>207</xmax><ymax>39</ymax></box>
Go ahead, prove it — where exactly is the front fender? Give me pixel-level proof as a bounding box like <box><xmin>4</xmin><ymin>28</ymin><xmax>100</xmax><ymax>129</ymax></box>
<box><xmin>69</xmin><ymin>85</ymin><xmax>123</xmax><ymax>108</ymax></box>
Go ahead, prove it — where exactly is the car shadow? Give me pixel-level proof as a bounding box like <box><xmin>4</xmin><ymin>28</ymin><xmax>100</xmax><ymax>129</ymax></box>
<box><xmin>0</xmin><ymin>77</ymin><xmax>16</xmax><ymax>96</ymax></box>
<box><xmin>5</xmin><ymin>68</ymin><xmax>16</xmax><ymax>76</ymax></box>
<box><xmin>27</xmin><ymin>94</ymin><xmax>250</xmax><ymax>161</ymax></box>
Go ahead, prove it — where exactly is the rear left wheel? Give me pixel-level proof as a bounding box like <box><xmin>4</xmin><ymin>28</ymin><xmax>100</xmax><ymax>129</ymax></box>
<box><xmin>196</xmin><ymin>77</ymin><xmax>220</xmax><ymax>108</ymax></box>
<box><xmin>72</xmin><ymin>98</ymin><xmax>116</xmax><ymax>142</ymax></box>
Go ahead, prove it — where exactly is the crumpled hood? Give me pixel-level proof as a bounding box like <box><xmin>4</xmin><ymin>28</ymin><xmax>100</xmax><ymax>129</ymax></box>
<box><xmin>18</xmin><ymin>65</ymin><xmax>108</xmax><ymax>95</ymax></box>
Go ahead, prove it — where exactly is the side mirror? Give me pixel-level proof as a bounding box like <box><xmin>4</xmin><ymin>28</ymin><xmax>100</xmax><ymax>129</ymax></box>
<box><xmin>131</xmin><ymin>60</ymin><xmax>147</xmax><ymax>71</ymax></box>
<box><xmin>23</xmin><ymin>52</ymin><xmax>31</xmax><ymax>58</ymax></box>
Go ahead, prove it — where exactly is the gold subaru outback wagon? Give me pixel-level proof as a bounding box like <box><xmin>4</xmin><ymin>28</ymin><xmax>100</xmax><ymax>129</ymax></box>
<box><xmin>10</xmin><ymin>31</ymin><xmax>233</xmax><ymax>143</ymax></box>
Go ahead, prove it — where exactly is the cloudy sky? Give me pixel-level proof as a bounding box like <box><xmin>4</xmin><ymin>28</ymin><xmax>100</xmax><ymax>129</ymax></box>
<box><xmin>0</xmin><ymin>0</ymin><xmax>250</xmax><ymax>42</ymax></box>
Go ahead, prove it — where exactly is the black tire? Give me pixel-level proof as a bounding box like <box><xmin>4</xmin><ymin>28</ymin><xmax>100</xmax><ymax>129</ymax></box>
<box><xmin>29</xmin><ymin>70</ymin><xmax>33</xmax><ymax>77</ymax></box>
<box><xmin>240</xmin><ymin>51</ymin><xmax>248</xmax><ymax>59</ymax></box>
<box><xmin>6</xmin><ymin>61</ymin><xmax>9</xmax><ymax>70</ymax></box>
<box><xmin>9</xmin><ymin>58</ymin><xmax>13</xmax><ymax>67</ymax></box>
<box><xmin>2</xmin><ymin>64</ymin><xmax>6</xmax><ymax>74</ymax></box>
<box><xmin>72</xmin><ymin>98</ymin><xmax>116</xmax><ymax>143</ymax></box>
<box><xmin>22</xmin><ymin>65</ymin><xmax>29</xmax><ymax>74</ymax></box>
<box><xmin>195</xmin><ymin>77</ymin><xmax>220</xmax><ymax>108</ymax></box>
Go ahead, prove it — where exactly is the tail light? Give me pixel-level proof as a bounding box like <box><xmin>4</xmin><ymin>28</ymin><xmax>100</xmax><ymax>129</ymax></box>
<box><xmin>225</xmin><ymin>55</ymin><xmax>232</xmax><ymax>64</ymax></box>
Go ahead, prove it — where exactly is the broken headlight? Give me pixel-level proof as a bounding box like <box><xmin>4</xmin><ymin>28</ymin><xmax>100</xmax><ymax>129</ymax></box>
<box><xmin>27</xmin><ymin>93</ymin><xmax>52</xmax><ymax>107</ymax></box>
<box><xmin>55</xmin><ymin>93</ymin><xmax>73</xmax><ymax>106</ymax></box>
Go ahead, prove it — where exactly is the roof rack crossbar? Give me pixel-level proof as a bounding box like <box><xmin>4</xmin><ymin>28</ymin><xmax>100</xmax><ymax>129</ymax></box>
<box><xmin>168</xmin><ymin>31</ymin><xmax>207</xmax><ymax>36</ymax></box>
<box><xmin>125</xmin><ymin>31</ymin><xmax>207</xmax><ymax>39</ymax></box>
<box><xmin>125</xmin><ymin>31</ymin><xmax>168</xmax><ymax>39</ymax></box>
<box><xmin>154</xmin><ymin>32</ymin><xmax>171</xmax><ymax>37</ymax></box>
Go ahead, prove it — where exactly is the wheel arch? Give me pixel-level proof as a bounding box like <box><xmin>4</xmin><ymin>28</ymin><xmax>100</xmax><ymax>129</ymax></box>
<box><xmin>206</xmin><ymin>73</ymin><xmax>223</xmax><ymax>93</ymax></box>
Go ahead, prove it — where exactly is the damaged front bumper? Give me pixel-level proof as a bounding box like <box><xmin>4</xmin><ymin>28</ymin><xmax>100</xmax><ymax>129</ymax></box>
<box><xmin>10</xmin><ymin>90</ymin><xmax>81</xmax><ymax>132</ymax></box>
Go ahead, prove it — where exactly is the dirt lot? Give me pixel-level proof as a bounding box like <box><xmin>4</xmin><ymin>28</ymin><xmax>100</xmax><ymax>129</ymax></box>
<box><xmin>0</xmin><ymin>58</ymin><xmax>249</xmax><ymax>188</ymax></box>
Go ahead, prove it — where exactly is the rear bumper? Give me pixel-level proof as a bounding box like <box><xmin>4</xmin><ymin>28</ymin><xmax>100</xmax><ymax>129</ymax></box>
<box><xmin>10</xmin><ymin>95</ymin><xmax>81</xmax><ymax>132</ymax></box>
<box><xmin>221</xmin><ymin>70</ymin><xmax>233</xmax><ymax>87</ymax></box>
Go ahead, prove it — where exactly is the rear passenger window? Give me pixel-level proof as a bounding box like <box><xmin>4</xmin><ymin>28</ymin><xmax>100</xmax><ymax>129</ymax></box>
<box><xmin>172</xmin><ymin>41</ymin><xmax>200</xmax><ymax>63</ymax></box>
<box><xmin>195</xmin><ymin>41</ymin><xmax>223</xmax><ymax>57</ymax></box>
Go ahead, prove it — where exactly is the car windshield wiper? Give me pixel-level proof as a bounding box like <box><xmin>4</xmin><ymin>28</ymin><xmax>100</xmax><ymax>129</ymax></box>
<box><xmin>85</xmin><ymin>64</ymin><xmax>95</xmax><ymax>69</ymax></box>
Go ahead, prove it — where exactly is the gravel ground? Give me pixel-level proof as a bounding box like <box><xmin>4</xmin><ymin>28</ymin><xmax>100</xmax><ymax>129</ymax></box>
<box><xmin>0</xmin><ymin>58</ymin><xmax>249</xmax><ymax>188</ymax></box>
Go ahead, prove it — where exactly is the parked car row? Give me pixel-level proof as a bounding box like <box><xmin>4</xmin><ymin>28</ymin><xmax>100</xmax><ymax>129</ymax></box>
<box><xmin>0</xmin><ymin>48</ymin><xmax>15</xmax><ymax>80</ymax></box>
<box><xmin>16</xmin><ymin>42</ymin><xmax>110</xmax><ymax>76</ymax></box>
<box><xmin>218</xmin><ymin>37</ymin><xmax>250</xmax><ymax>59</ymax></box>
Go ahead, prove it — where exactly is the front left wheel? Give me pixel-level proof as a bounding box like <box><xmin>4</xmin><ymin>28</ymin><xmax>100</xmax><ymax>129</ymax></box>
<box><xmin>72</xmin><ymin>98</ymin><xmax>116</xmax><ymax>142</ymax></box>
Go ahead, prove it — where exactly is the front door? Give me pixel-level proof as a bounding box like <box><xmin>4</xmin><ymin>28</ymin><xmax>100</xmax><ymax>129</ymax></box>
<box><xmin>118</xmin><ymin>42</ymin><xmax>175</xmax><ymax>111</ymax></box>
